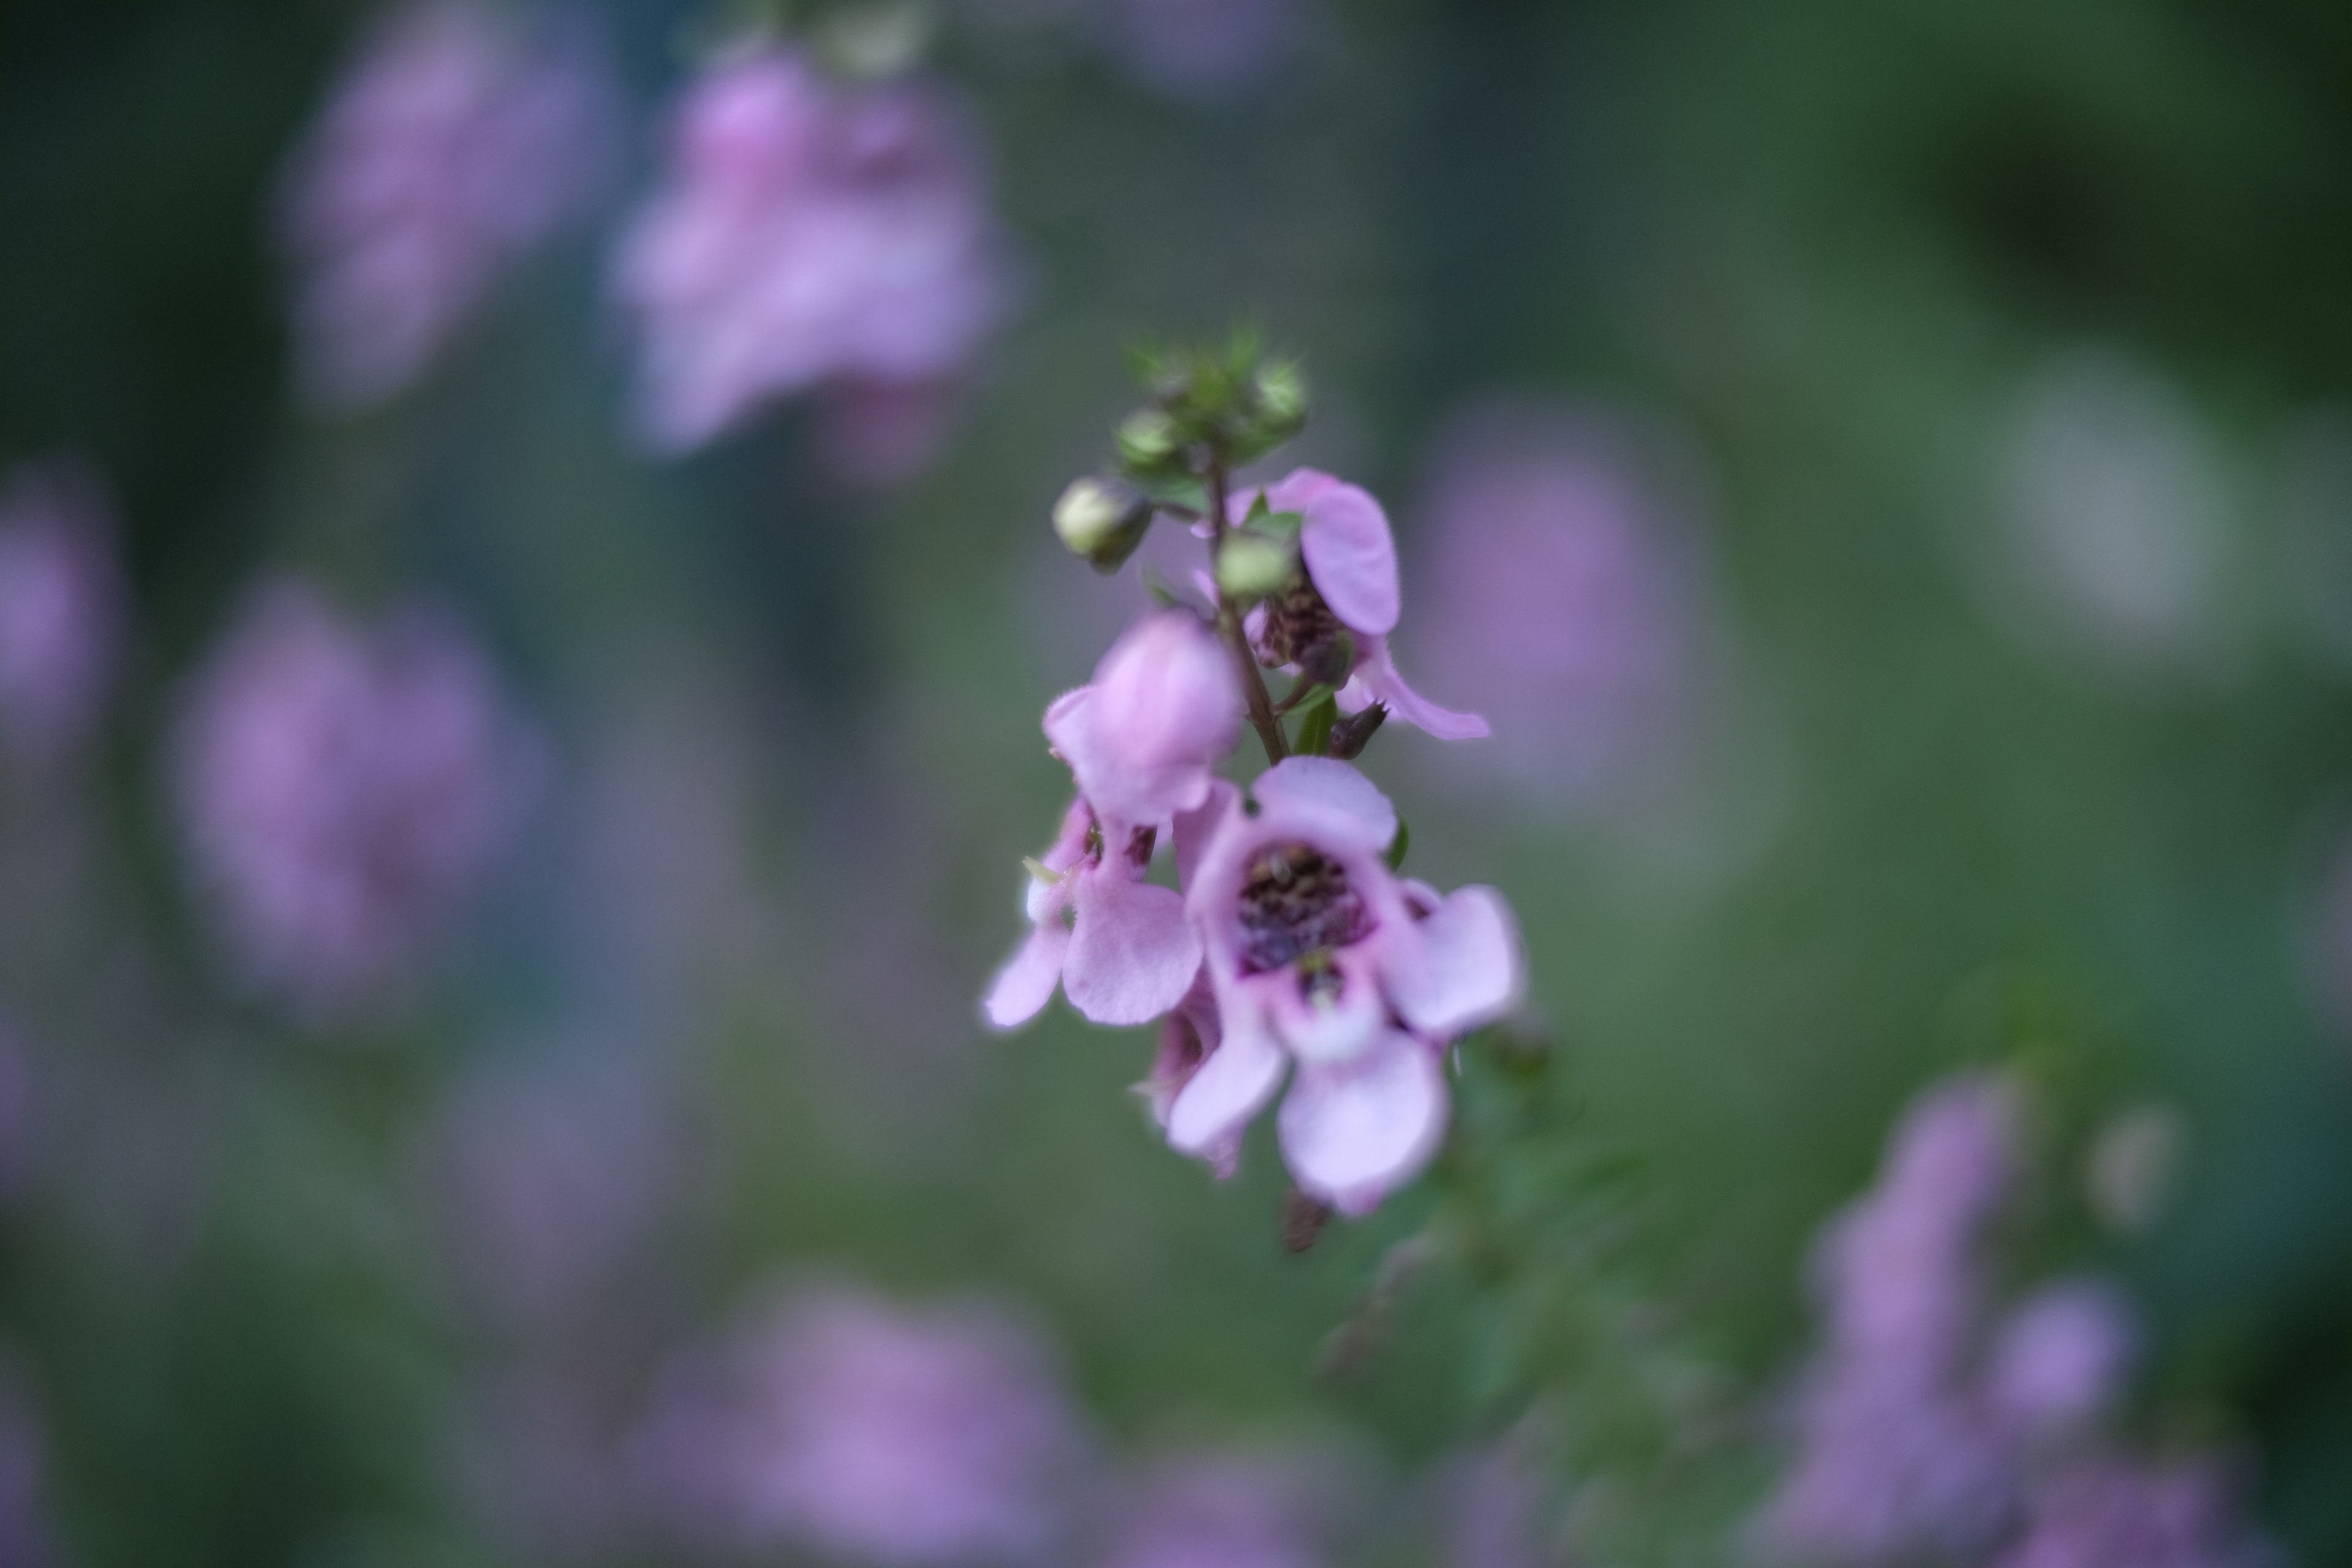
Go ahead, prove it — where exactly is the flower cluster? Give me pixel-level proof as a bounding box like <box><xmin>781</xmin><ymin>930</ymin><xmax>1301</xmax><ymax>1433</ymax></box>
<box><xmin>172</xmin><ymin>579</ymin><xmax>530</xmax><ymax>1014</ymax></box>
<box><xmin>0</xmin><ymin>461</ymin><xmax>120</xmax><ymax>769</ymax></box>
<box><xmin>986</xmin><ymin>337</ymin><xmax>1520</xmax><ymax>1217</ymax></box>
<box><xmin>279</xmin><ymin>0</ymin><xmax>612</xmax><ymax>410</ymax></box>
<box><xmin>1755</xmin><ymin>1071</ymin><xmax>2275</xmax><ymax>1568</ymax></box>
<box><xmin>614</xmin><ymin>42</ymin><xmax>1010</xmax><ymax>458</ymax></box>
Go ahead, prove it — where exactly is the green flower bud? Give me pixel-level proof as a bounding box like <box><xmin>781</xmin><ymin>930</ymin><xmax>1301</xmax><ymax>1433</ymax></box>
<box><xmin>1117</xmin><ymin>409</ymin><xmax>1183</xmax><ymax>474</ymax></box>
<box><xmin>1254</xmin><ymin>360</ymin><xmax>1308</xmax><ymax>431</ymax></box>
<box><xmin>1215</xmin><ymin>533</ymin><xmax>1297</xmax><ymax>600</ymax></box>
<box><xmin>1052</xmin><ymin>477</ymin><xmax>1152</xmax><ymax>572</ymax></box>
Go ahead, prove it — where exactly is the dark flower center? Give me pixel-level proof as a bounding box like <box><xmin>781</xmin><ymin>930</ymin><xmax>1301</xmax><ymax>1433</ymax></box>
<box><xmin>1259</xmin><ymin>578</ymin><xmax>1351</xmax><ymax>684</ymax></box>
<box><xmin>1237</xmin><ymin>842</ymin><xmax>1371</xmax><ymax>974</ymax></box>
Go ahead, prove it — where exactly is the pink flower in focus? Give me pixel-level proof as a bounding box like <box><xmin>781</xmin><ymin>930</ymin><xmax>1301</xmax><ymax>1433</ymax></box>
<box><xmin>640</xmin><ymin>1282</ymin><xmax>1085</xmax><ymax>1565</ymax></box>
<box><xmin>0</xmin><ymin>462</ymin><xmax>119</xmax><ymax>767</ymax></box>
<box><xmin>986</xmin><ymin>610</ymin><xmax>1239</xmax><ymax>1031</ymax></box>
<box><xmin>984</xmin><ymin>796</ymin><xmax>1199</xmax><ymax>1030</ymax></box>
<box><xmin>614</xmin><ymin>47</ymin><xmax>1009</xmax><ymax>458</ymax></box>
<box><xmin>1407</xmin><ymin>407</ymin><xmax>1705</xmax><ymax>804</ymax></box>
<box><xmin>280</xmin><ymin>1</ymin><xmax>612</xmax><ymax>409</ymax></box>
<box><xmin>1236</xmin><ymin>469</ymin><xmax>1487</xmax><ymax>741</ymax></box>
<box><xmin>1164</xmin><ymin>758</ymin><xmax>1521</xmax><ymax>1212</ymax></box>
<box><xmin>172</xmin><ymin>579</ymin><xmax>527</xmax><ymax>1013</ymax></box>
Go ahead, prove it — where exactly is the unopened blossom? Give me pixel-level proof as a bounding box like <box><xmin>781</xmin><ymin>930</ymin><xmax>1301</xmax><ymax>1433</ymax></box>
<box><xmin>986</xmin><ymin>610</ymin><xmax>1237</xmax><ymax>1030</ymax></box>
<box><xmin>1996</xmin><ymin>1454</ymin><xmax>2277</xmax><ymax>1568</ymax></box>
<box><xmin>1236</xmin><ymin>469</ymin><xmax>1487</xmax><ymax>742</ymax></box>
<box><xmin>614</xmin><ymin>46</ymin><xmax>1009</xmax><ymax>456</ymax></box>
<box><xmin>1983</xmin><ymin>1280</ymin><xmax>2136</xmax><ymax>1439</ymax></box>
<box><xmin>0</xmin><ymin>462</ymin><xmax>120</xmax><ymax>766</ymax></box>
<box><xmin>1756</xmin><ymin>1074</ymin><xmax>2024</xmax><ymax>1564</ymax></box>
<box><xmin>1408</xmin><ymin>407</ymin><xmax>1702</xmax><ymax>802</ymax></box>
<box><xmin>638</xmin><ymin>1281</ymin><xmax>1085</xmax><ymax>1564</ymax></box>
<box><xmin>281</xmin><ymin>0</ymin><xmax>612</xmax><ymax>409</ymax></box>
<box><xmin>172</xmin><ymin>579</ymin><xmax>526</xmax><ymax>1012</ymax></box>
<box><xmin>1099</xmin><ymin>1453</ymin><xmax>1334</xmax><ymax>1568</ymax></box>
<box><xmin>1161</xmin><ymin>757</ymin><xmax>1521</xmax><ymax>1212</ymax></box>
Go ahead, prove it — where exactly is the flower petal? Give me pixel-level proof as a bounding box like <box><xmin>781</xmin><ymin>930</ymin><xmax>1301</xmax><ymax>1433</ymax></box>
<box><xmin>1251</xmin><ymin>756</ymin><xmax>1397</xmax><ymax>850</ymax></box>
<box><xmin>1166</xmin><ymin>1000</ymin><xmax>1287</xmax><ymax>1157</ymax></box>
<box><xmin>1285</xmin><ymin>471</ymin><xmax>1400</xmax><ymax>636</ymax></box>
<box><xmin>1278</xmin><ymin>1036</ymin><xmax>1447</xmax><ymax>1215</ymax></box>
<box><xmin>1340</xmin><ymin>636</ymin><xmax>1488</xmax><ymax>740</ymax></box>
<box><xmin>1391</xmin><ymin>885</ymin><xmax>1523</xmax><ymax>1038</ymax></box>
<box><xmin>1063</xmin><ymin>869</ymin><xmax>1200</xmax><ymax>1025</ymax></box>
<box><xmin>1174</xmin><ymin>779</ymin><xmax>1240</xmax><ymax>893</ymax></box>
<box><xmin>982</xmin><ymin>918</ymin><xmax>1071</xmax><ymax>1031</ymax></box>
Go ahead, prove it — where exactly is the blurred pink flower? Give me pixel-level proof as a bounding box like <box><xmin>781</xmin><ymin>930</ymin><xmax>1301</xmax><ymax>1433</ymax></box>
<box><xmin>426</xmin><ymin>1060</ymin><xmax>681</xmax><ymax>1332</ymax></box>
<box><xmin>1093</xmin><ymin>0</ymin><xmax>1303</xmax><ymax>100</ymax></box>
<box><xmin>1758</xmin><ymin>1074</ymin><xmax>2025</xmax><ymax>1564</ymax></box>
<box><xmin>1983</xmin><ymin>1281</ymin><xmax>2136</xmax><ymax>1439</ymax></box>
<box><xmin>1406</xmin><ymin>407</ymin><xmax>1705</xmax><ymax>805</ymax></box>
<box><xmin>614</xmin><ymin>46</ymin><xmax>1009</xmax><ymax>458</ymax></box>
<box><xmin>1165</xmin><ymin>758</ymin><xmax>1521</xmax><ymax>1212</ymax></box>
<box><xmin>172</xmin><ymin>579</ymin><xmax>529</xmax><ymax>1013</ymax></box>
<box><xmin>0</xmin><ymin>462</ymin><xmax>120</xmax><ymax>767</ymax></box>
<box><xmin>1995</xmin><ymin>1454</ymin><xmax>2277</xmax><ymax>1568</ymax></box>
<box><xmin>636</xmin><ymin>1281</ymin><xmax>1086</xmax><ymax>1564</ymax></box>
<box><xmin>1235</xmin><ymin>469</ymin><xmax>1485</xmax><ymax>741</ymax></box>
<box><xmin>280</xmin><ymin>1</ymin><xmax>613</xmax><ymax>409</ymax></box>
<box><xmin>1098</xmin><ymin>1453</ymin><xmax>1335</xmax><ymax>1568</ymax></box>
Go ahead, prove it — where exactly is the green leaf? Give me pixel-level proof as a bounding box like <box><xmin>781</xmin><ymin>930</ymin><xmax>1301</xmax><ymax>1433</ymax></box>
<box><xmin>1384</xmin><ymin>818</ymin><xmax>1410</xmax><ymax>872</ymax></box>
<box><xmin>1293</xmin><ymin>689</ymin><xmax>1338</xmax><ymax>756</ymax></box>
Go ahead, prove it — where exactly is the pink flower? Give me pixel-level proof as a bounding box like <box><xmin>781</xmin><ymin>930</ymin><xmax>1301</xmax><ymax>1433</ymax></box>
<box><xmin>280</xmin><ymin>1</ymin><xmax>612</xmax><ymax>409</ymax></box>
<box><xmin>983</xmin><ymin>796</ymin><xmax>1199</xmax><ymax>1030</ymax></box>
<box><xmin>1236</xmin><ymin>469</ymin><xmax>1487</xmax><ymax>741</ymax></box>
<box><xmin>172</xmin><ymin>579</ymin><xmax>528</xmax><ymax>1013</ymax></box>
<box><xmin>1996</xmin><ymin>1454</ymin><xmax>2276</xmax><ymax>1568</ymax></box>
<box><xmin>985</xmin><ymin>610</ymin><xmax>1238</xmax><ymax>1031</ymax></box>
<box><xmin>0</xmin><ymin>462</ymin><xmax>119</xmax><ymax>766</ymax></box>
<box><xmin>638</xmin><ymin>1281</ymin><xmax>1086</xmax><ymax>1565</ymax></box>
<box><xmin>1098</xmin><ymin>1452</ymin><xmax>1336</xmax><ymax>1568</ymax></box>
<box><xmin>1045</xmin><ymin>609</ymin><xmax>1240</xmax><ymax>832</ymax></box>
<box><xmin>1984</xmin><ymin>1281</ymin><xmax>2136</xmax><ymax>1439</ymax></box>
<box><xmin>1162</xmin><ymin>757</ymin><xmax>1521</xmax><ymax>1212</ymax></box>
<box><xmin>614</xmin><ymin>47</ymin><xmax>1009</xmax><ymax>458</ymax></box>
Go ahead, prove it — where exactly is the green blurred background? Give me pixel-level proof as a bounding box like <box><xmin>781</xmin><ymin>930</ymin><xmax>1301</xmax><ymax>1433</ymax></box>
<box><xmin>1</xmin><ymin>0</ymin><xmax>2350</xmax><ymax>1562</ymax></box>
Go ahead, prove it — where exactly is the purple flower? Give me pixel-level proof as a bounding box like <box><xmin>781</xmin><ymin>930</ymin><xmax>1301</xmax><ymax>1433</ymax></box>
<box><xmin>986</xmin><ymin>610</ymin><xmax>1238</xmax><ymax>1031</ymax></box>
<box><xmin>0</xmin><ymin>462</ymin><xmax>120</xmax><ymax>767</ymax></box>
<box><xmin>1996</xmin><ymin>1454</ymin><xmax>2277</xmax><ymax>1568</ymax></box>
<box><xmin>638</xmin><ymin>1281</ymin><xmax>1086</xmax><ymax>1565</ymax></box>
<box><xmin>1756</xmin><ymin>1074</ymin><xmax>2025</xmax><ymax>1564</ymax></box>
<box><xmin>1164</xmin><ymin>758</ymin><xmax>1521</xmax><ymax>1212</ymax></box>
<box><xmin>1983</xmin><ymin>1281</ymin><xmax>2136</xmax><ymax>1440</ymax></box>
<box><xmin>280</xmin><ymin>1</ymin><xmax>612</xmax><ymax>409</ymax></box>
<box><xmin>1098</xmin><ymin>1453</ymin><xmax>1335</xmax><ymax>1568</ymax></box>
<box><xmin>984</xmin><ymin>795</ymin><xmax>1199</xmax><ymax>1030</ymax></box>
<box><xmin>172</xmin><ymin>579</ymin><xmax>527</xmax><ymax>1012</ymax></box>
<box><xmin>1236</xmin><ymin>469</ymin><xmax>1487</xmax><ymax>741</ymax></box>
<box><xmin>1406</xmin><ymin>407</ymin><xmax>1703</xmax><ymax>804</ymax></box>
<box><xmin>614</xmin><ymin>46</ymin><xmax>1009</xmax><ymax>458</ymax></box>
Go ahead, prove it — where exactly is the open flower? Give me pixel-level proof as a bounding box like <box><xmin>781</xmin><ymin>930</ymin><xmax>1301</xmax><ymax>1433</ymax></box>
<box><xmin>1235</xmin><ymin>469</ymin><xmax>1487</xmax><ymax>741</ymax></box>
<box><xmin>983</xmin><ymin>797</ymin><xmax>1199</xmax><ymax>1031</ymax></box>
<box><xmin>1161</xmin><ymin>757</ymin><xmax>1521</xmax><ymax>1212</ymax></box>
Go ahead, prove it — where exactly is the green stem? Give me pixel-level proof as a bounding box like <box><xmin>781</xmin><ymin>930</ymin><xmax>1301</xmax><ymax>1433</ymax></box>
<box><xmin>1209</xmin><ymin>459</ymin><xmax>1289</xmax><ymax>765</ymax></box>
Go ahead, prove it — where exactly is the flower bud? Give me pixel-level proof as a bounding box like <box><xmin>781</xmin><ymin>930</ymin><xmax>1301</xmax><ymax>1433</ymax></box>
<box><xmin>1254</xmin><ymin>360</ymin><xmax>1308</xmax><ymax>434</ymax></box>
<box><xmin>1327</xmin><ymin>701</ymin><xmax>1387</xmax><ymax>760</ymax></box>
<box><xmin>1215</xmin><ymin>534</ymin><xmax>1297</xmax><ymax>601</ymax></box>
<box><xmin>1117</xmin><ymin>409</ymin><xmax>1185</xmax><ymax>475</ymax></box>
<box><xmin>1052</xmin><ymin>477</ymin><xmax>1152</xmax><ymax>572</ymax></box>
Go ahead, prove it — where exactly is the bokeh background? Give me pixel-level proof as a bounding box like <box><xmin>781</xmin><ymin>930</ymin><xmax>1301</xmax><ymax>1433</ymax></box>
<box><xmin>1</xmin><ymin>0</ymin><xmax>2350</xmax><ymax>1562</ymax></box>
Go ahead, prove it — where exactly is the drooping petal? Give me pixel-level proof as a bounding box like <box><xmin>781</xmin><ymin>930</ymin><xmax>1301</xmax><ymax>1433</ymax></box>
<box><xmin>1045</xmin><ymin>612</ymin><xmax>1238</xmax><ymax>831</ymax></box>
<box><xmin>1339</xmin><ymin>635</ymin><xmax>1488</xmax><ymax>740</ymax></box>
<box><xmin>982</xmin><ymin>918</ymin><xmax>1071</xmax><ymax>1030</ymax></box>
<box><xmin>1251</xmin><ymin>756</ymin><xmax>1397</xmax><ymax>850</ymax></box>
<box><xmin>1278</xmin><ymin>1035</ymin><xmax>1447</xmax><ymax>1215</ymax></box>
<box><xmin>1166</xmin><ymin>1001</ymin><xmax>1287</xmax><ymax>1157</ymax></box>
<box><xmin>1276</xmin><ymin>470</ymin><xmax>1400</xmax><ymax>636</ymax></box>
<box><xmin>1390</xmin><ymin>885</ymin><xmax>1522</xmax><ymax>1038</ymax></box>
<box><xmin>1063</xmin><ymin>869</ymin><xmax>1200</xmax><ymax>1026</ymax></box>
